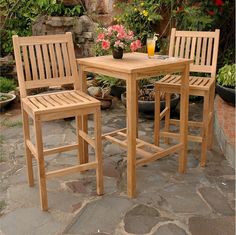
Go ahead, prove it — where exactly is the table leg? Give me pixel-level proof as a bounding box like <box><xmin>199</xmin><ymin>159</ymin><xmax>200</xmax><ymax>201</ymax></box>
<box><xmin>178</xmin><ymin>64</ymin><xmax>190</xmax><ymax>173</ymax></box>
<box><xmin>126</xmin><ymin>76</ymin><xmax>137</xmax><ymax>197</ymax></box>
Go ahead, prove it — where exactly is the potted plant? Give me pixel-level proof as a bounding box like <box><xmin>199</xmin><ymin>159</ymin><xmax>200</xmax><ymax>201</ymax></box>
<box><xmin>121</xmin><ymin>78</ymin><xmax>179</xmax><ymax>115</ymax></box>
<box><xmin>95</xmin><ymin>75</ymin><xmax>126</xmax><ymax>99</ymax></box>
<box><xmin>87</xmin><ymin>76</ymin><xmax>114</xmax><ymax>110</ymax></box>
<box><xmin>0</xmin><ymin>77</ymin><xmax>17</xmax><ymax>110</ymax></box>
<box><xmin>216</xmin><ymin>64</ymin><xmax>235</xmax><ymax>105</ymax></box>
<box><xmin>96</xmin><ymin>24</ymin><xmax>142</xmax><ymax>59</ymax></box>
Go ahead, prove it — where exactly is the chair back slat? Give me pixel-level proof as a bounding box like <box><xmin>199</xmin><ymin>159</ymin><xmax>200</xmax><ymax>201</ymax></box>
<box><xmin>174</xmin><ymin>37</ymin><xmax>180</xmax><ymax>57</ymax></box>
<box><xmin>179</xmin><ymin>37</ymin><xmax>185</xmax><ymax>58</ymax></box>
<box><xmin>195</xmin><ymin>37</ymin><xmax>202</xmax><ymax>65</ymax></box>
<box><xmin>35</xmin><ymin>44</ymin><xmax>45</xmax><ymax>80</ymax></box>
<box><xmin>48</xmin><ymin>43</ymin><xmax>58</xmax><ymax>78</ymax></box>
<box><xmin>55</xmin><ymin>43</ymin><xmax>64</xmax><ymax>78</ymax></box>
<box><xmin>206</xmin><ymin>38</ymin><xmax>213</xmax><ymax>66</ymax></box>
<box><xmin>42</xmin><ymin>44</ymin><xmax>51</xmax><ymax>79</ymax></box>
<box><xmin>169</xmin><ymin>28</ymin><xmax>220</xmax><ymax>78</ymax></box>
<box><xmin>61</xmin><ymin>42</ymin><xmax>71</xmax><ymax>77</ymax></box>
<box><xmin>201</xmin><ymin>37</ymin><xmax>207</xmax><ymax>65</ymax></box>
<box><xmin>190</xmin><ymin>37</ymin><xmax>196</xmax><ymax>60</ymax></box>
<box><xmin>13</xmin><ymin>33</ymin><xmax>79</xmax><ymax>98</ymax></box>
<box><xmin>22</xmin><ymin>46</ymin><xmax>31</xmax><ymax>81</ymax></box>
<box><xmin>184</xmin><ymin>37</ymin><xmax>191</xmax><ymax>58</ymax></box>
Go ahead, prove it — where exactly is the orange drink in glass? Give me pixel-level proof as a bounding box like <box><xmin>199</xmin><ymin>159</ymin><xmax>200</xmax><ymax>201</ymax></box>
<box><xmin>147</xmin><ymin>38</ymin><xmax>156</xmax><ymax>58</ymax></box>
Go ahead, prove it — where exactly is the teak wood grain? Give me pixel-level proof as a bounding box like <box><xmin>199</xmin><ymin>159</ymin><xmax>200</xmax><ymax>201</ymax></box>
<box><xmin>13</xmin><ymin>32</ymin><xmax>103</xmax><ymax>211</ymax></box>
<box><xmin>77</xmin><ymin>52</ymin><xmax>193</xmax><ymax>198</ymax></box>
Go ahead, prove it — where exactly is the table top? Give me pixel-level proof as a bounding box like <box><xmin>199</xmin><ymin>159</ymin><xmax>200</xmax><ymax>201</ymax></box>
<box><xmin>77</xmin><ymin>52</ymin><xmax>193</xmax><ymax>74</ymax></box>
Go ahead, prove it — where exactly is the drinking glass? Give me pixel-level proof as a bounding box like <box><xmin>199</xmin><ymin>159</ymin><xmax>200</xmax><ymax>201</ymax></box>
<box><xmin>146</xmin><ymin>38</ymin><xmax>156</xmax><ymax>58</ymax></box>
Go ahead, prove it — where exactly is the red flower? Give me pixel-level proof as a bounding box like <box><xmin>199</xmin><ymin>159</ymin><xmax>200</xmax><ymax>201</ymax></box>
<box><xmin>215</xmin><ymin>0</ymin><xmax>223</xmax><ymax>7</ymax></box>
<box><xmin>102</xmin><ymin>40</ymin><xmax>110</xmax><ymax>50</ymax></box>
<box><xmin>207</xmin><ymin>10</ymin><xmax>215</xmax><ymax>16</ymax></box>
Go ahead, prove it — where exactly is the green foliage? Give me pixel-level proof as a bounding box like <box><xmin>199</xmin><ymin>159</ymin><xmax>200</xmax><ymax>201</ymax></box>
<box><xmin>37</xmin><ymin>0</ymin><xmax>83</xmax><ymax>17</ymax></box>
<box><xmin>114</xmin><ymin>0</ymin><xmax>168</xmax><ymax>43</ymax></box>
<box><xmin>96</xmin><ymin>75</ymin><xmax>125</xmax><ymax>87</ymax></box>
<box><xmin>0</xmin><ymin>77</ymin><xmax>16</xmax><ymax>93</ymax></box>
<box><xmin>173</xmin><ymin>5</ymin><xmax>213</xmax><ymax>30</ymax></box>
<box><xmin>217</xmin><ymin>64</ymin><xmax>236</xmax><ymax>87</ymax></box>
<box><xmin>0</xmin><ymin>0</ymin><xmax>40</xmax><ymax>55</ymax></box>
<box><xmin>0</xmin><ymin>0</ymin><xmax>83</xmax><ymax>55</ymax></box>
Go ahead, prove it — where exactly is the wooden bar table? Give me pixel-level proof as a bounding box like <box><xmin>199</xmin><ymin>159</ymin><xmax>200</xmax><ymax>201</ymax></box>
<box><xmin>77</xmin><ymin>52</ymin><xmax>193</xmax><ymax>198</ymax></box>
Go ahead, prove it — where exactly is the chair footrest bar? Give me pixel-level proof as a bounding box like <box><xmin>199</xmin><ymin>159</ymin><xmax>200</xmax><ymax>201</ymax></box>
<box><xmin>136</xmin><ymin>143</ymin><xmax>182</xmax><ymax>166</ymax></box>
<box><xmin>169</xmin><ymin>119</ymin><xmax>203</xmax><ymax>128</ymax></box>
<box><xmin>46</xmin><ymin>162</ymin><xmax>97</xmax><ymax>179</ymax></box>
<box><xmin>26</xmin><ymin>139</ymin><xmax>37</xmax><ymax>159</ymax></box>
<box><xmin>160</xmin><ymin>131</ymin><xmax>202</xmax><ymax>143</ymax></box>
<box><xmin>102</xmin><ymin>128</ymin><xmax>127</xmax><ymax>139</ymax></box>
<box><xmin>160</xmin><ymin>107</ymin><xmax>169</xmax><ymax>120</ymax></box>
<box><xmin>79</xmin><ymin>130</ymin><xmax>95</xmax><ymax>148</ymax></box>
<box><xmin>44</xmin><ymin>144</ymin><xmax>79</xmax><ymax>156</ymax></box>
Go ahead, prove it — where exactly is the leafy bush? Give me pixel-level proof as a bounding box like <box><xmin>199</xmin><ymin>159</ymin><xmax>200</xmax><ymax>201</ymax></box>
<box><xmin>114</xmin><ymin>0</ymin><xmax>165</xmax><ymax>43</ymax></box>
<box><xmin>96</xmin><ymin>75</ymin><xmax>125</xmax><ymax>87</ymax></box>
<box><xmin>0</xmin><ymin>0</ymin><xmax>40</xmax><ymax>55</ymax></box>
<box><xmin>217</xmin><ymin>64</ymin><xmax>236</xmax><ymax>87</ymax></box>
<box><xmin>0</xmin><ymin>77</ymin><xmax>17</xmax><ymax>93</ymax></box>
<box><xmin>37</xmin><ymin>0</ymin><xmax>83</xmax><ymax>17</ymax></box>
<box><xmin>0</xmin><ymin>0</ymin><xmax>84</xmax><ymax>55</ymax></box>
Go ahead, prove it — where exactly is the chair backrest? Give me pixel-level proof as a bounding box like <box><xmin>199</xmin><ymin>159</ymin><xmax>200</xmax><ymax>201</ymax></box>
<box><xmin>168</xmin><ymin>28</ymin><xmax>220</xmax><ymax>78</ymax></box>
<box><xmin>13</xmin><ymin>32</ymin><xmax>79</xmax><ymax>97</ymax></box>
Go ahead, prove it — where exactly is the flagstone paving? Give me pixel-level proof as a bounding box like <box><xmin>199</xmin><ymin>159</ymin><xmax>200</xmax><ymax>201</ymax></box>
<box><xmin>0</xmin><ymin>99</ymin><xmax>235</xmax><ymax>235</ymax></box>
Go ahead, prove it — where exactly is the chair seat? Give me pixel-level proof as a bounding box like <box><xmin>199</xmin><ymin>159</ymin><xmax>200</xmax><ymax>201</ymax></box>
<box><xmin>22</xmin><ymin>90</ymin><xmax>100</xmax><ymax>115</ymax></box>
<box><xmin>156</xmin><ymin>75</ymin><xmax>214</xmax><ymax>91</ymax></box>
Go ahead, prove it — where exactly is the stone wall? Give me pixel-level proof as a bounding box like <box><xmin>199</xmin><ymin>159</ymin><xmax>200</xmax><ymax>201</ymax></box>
<box><xmin>32</xmin><ymin>15</ymin><xmax>96</xmax><ymax>58</ymax></box>
<box><xmin>32</xmin><ymin>0</ymin><xmax>121</xmax><ymax>58</ymax></box>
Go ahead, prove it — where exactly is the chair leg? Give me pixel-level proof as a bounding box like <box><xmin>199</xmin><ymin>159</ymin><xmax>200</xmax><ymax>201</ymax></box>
<box><xmin>207</xmin><ymin>85</ymin><xmax>215</xmax><ymax>149</ymax></box>
<box><xmin>154</xmin><ymin>85</ymin><xmax>161</xmax><ymax>146</ymax></box>
<box><xmin>200</xmin><ymin>92</ymin><xmax>210</xmax><ymax>167</ymax></box>
<box><xmin>34</xmin><ymin>117</ymin><xmax>48</xmax><ymax>211</ymax></box>
<box><xmin>82</xmin><ymin>115</ymin><xmax>89</xmax><ymax>163</ymax></box>
<box><xmin>164</xmin><ymin>93</ymin><xmax>171</xmax><ymax>144</ymax></box>
<box><xmin>22</xmin><ymin>109</ymin><xmax>34</xmax><ymax>186</ymax></box>
<box><xmin>94</xmin><ymin>108</ymin><xmax>104</xmax><ymax>195</ymax></box>
<box><xmin>76</xmin><ymin>115</ymin><xmax>84</xmax><ymax>164</ymax></box>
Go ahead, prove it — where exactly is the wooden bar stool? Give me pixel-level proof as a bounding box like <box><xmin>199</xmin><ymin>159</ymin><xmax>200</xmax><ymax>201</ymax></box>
<box><xmin>13</xmin><ymin>33</ymin><xmax>103</xmax><ymax>211</ymax></box>
<box><xmin>154</xmin><ymin>28</ymin><xmax>220</xmax><ymax>167</ymax></box>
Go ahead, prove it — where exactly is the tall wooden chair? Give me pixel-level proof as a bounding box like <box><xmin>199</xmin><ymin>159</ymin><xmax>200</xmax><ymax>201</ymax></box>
<box><xmin>13</xmin><ymin>33</ymin><xmax>103</xmax><ymax>211</ymax></box>
<box><xmin>154</xmin><ymin>28</ymin><xmax>220</xmax><ymax>167</ymax></box>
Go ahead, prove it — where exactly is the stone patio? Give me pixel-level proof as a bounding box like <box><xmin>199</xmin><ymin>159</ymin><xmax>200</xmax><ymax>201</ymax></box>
<box><xmin>0</xmin><ymin>98</ymin><xmax>235</xmax><ymax>235</ymax></box>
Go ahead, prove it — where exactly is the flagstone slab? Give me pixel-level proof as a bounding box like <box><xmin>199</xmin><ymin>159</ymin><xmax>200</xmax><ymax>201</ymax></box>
<box><xmin>0</xmin><ymin>207</ymin><xmax>65</xmax><ymax>235</ymax></box>
<box><xmin>64</xmin><ymin>196</ymin><xmax>133</xmax><ymax>234</ymax></box>
<box><xmin>189</xmin><ymin>216</ymin><xmax>235</xmax><ymax>235</ymax></box>
<box><xmin>153</xmin><ymin>223</ymin><xmax>188</xmax><ymax>235</ymax></box>
<box><xmin>123</xmin><ymin>204</ymin><xmax>164</xmax><ymax>234</ymax></box>
<box><xmin>198</xmin><ymin>187</ymin><xmax>234</xmax><ymax>215</ymax></box>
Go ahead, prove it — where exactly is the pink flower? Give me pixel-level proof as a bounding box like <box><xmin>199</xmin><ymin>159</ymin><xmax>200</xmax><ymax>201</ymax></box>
<box><xmin>114</xmin><ymin>40</ymin><xmax>125</xmax><ymax>49</ymax></box>
<box><xmin>102</xmin><ymin>40</ymin><xmax>110</xmax><ymax>50</ymax></box>
<box><xmin>97</xmin><ymin>33</ymin><xmax>105</xmax><ymax>41</ymax></box>
<box><xmin>130</xmin><ymin>40</ymin><xmax>142</xmax><ymax>52</ymax></box>
<box><xmin>96</xmin><ymin>25</ymin><xmax>142</xmax><ymax>53</ymax></box>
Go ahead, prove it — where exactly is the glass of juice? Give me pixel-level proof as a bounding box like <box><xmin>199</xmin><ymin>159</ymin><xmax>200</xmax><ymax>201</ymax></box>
<box><xmin>146</xmin><ymin>38</ymin><xmax>156</xmax><ymax>58</ymax></box>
